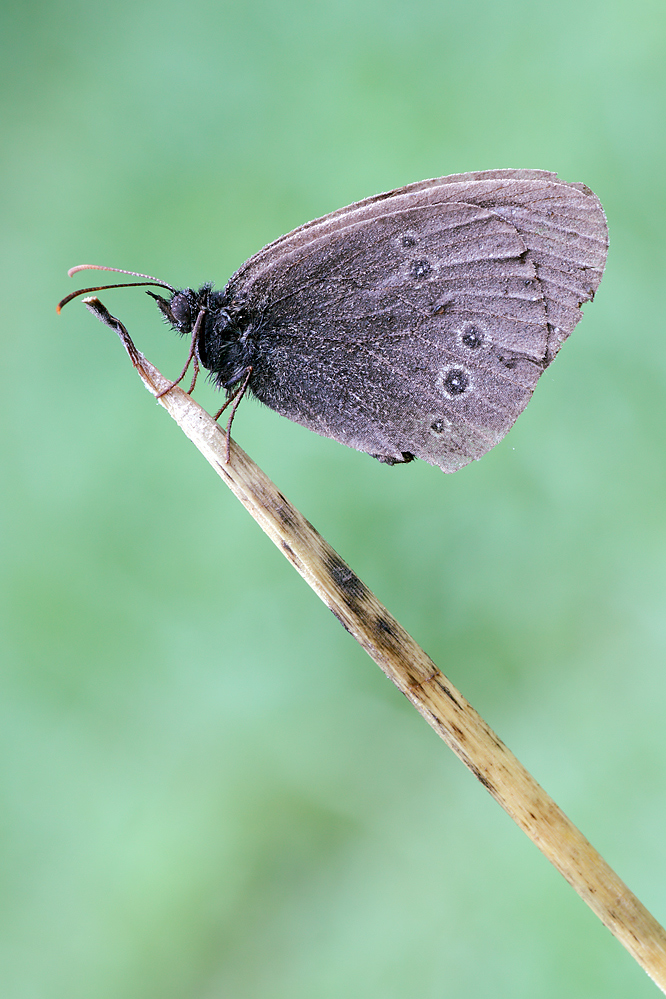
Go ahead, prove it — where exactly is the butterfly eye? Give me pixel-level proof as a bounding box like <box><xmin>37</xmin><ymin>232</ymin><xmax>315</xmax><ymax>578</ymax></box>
<box><xmin>171</xmin><ymin>290</ymin><xmax>210</xmax><ymax>333</ymax></box>
<box><xmin>170</xmin><ymin>295</ymin><xmax>194</xmax><ymax>327</ymax></box>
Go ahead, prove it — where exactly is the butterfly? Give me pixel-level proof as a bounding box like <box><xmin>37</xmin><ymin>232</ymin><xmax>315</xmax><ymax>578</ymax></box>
<box><xmin>60</xmin><ymin>170</ymin><xmax>608</xmax><ymax>472</ymax></box>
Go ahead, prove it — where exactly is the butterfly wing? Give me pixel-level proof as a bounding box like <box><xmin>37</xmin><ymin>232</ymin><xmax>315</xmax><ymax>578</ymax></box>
<box><xmin>226</xmin><ymin>173</ymin><xmax>608</xmax><ymax>471</ymax></box>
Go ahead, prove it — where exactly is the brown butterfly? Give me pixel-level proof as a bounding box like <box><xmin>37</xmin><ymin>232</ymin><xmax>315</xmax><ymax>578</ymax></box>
<box><xmin>60</xmin><ymin>170</ymin><xmax>608</xmax><ymax>471</ymax></box>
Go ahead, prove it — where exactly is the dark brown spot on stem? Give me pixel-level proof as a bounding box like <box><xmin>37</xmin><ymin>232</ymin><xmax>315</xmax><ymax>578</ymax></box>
<box><xmin>323</xmin><ymin>550</ymin><xmax>370</xmax><ymax>605</ymax></box>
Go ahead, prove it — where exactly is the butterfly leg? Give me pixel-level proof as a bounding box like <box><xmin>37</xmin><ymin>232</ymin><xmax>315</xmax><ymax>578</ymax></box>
<box><xmin>213</xmin><ymin>366</ymin><xmax>254</xmax><ymax>463</ymax></box>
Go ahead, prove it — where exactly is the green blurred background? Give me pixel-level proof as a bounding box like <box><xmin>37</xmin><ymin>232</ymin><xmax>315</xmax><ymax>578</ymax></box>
<box><xmin>2</xmin><ymin>0</ymin><xmax>666</xmax><ymax>995</ymax></box>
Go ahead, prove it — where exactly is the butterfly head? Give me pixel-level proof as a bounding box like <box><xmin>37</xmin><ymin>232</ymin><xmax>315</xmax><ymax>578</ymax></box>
<box><xmin>149</xmin><ymin>285</ymin><xmax>212</xmax><ymax>338</ymax></box>
<box><xmin>151</xmin><ymin>285</ymin><xmax>252</xmax><ymax>390</ymax></box>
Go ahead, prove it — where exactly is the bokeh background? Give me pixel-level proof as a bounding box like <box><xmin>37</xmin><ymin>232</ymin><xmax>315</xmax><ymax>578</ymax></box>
<box><xmin>2</xmin><ymin>0</ymin><xmax>666</xmax><ymax>996</ymax></box>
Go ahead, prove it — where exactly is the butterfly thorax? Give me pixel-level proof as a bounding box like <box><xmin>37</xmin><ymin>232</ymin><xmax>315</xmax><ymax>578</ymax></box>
<box><xmin>152</xmin><ymin>285</ymin><xmax>256</xmax><ymax>391</ymax></box>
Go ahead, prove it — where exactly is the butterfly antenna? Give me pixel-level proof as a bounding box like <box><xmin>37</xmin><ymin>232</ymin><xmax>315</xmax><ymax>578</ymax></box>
<box><xmin>67</xmin><ymin>264</ymin><xmax>174</xmax><ymax>283</ymax></box>
<box><xmin>57</xmin><ymin>264</ymin><xmax>176</xmax><ymax>313</ymax></box>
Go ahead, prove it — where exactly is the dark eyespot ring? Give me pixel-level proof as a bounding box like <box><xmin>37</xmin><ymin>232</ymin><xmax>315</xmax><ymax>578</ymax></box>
<box><xmin>461</xmin><ymin>326</ymin><xmax>484</xmax><ymax>349</ymax></box>
<box><xmin>410</xmin><ymin>259</ymin><xmax>431</xmax><ymax>280</ymax></box>
<box><xmin>442</xmin><ymin>368</ymin><xmax>469</xmax><ymax>396</ymax></box>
